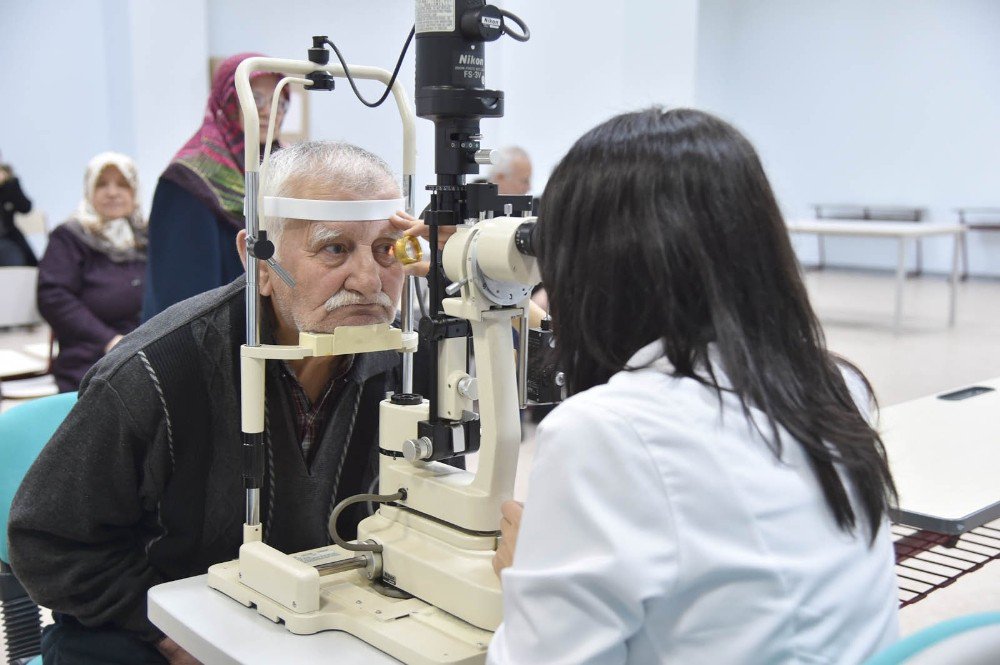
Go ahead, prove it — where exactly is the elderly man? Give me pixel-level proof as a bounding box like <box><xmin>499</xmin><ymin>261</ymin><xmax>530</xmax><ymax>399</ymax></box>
<box><xmin>8</xmin><ymin>141</ymin><xmax>412</xmax><ymax>664</ymax></box>
<box><xmin>487</xmin><ymin>146</ymin><xmax>532</xmax><ymax>196</ymax></box>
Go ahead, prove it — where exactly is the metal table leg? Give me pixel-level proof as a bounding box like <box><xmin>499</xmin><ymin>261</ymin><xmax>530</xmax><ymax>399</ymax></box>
<box><xmin>960</xmin><ymin>225</ymin><xmax>970</xmax><ymax>281</ymax></box>
<box><xmin>894</xmin><ymin>237</ymin><xmax>907</xmax><ymax>333</ymax></box>
<box><xmin>949</xmin><ymin>231</ymin><xmax>961</xmax><ymax>326</ymax></box>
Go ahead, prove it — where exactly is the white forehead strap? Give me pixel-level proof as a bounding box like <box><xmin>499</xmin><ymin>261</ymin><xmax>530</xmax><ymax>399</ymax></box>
<box><xmin>263</xmin><ymin>197</ymin><xmax>405</xmax><ymax>222</ymax></box>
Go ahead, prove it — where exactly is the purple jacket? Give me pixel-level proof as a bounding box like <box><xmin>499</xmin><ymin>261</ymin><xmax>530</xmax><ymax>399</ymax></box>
<box><xmin>37</xmin><ymin>223</ymin><xmax>146</xmax><ymax>392</ymax></box>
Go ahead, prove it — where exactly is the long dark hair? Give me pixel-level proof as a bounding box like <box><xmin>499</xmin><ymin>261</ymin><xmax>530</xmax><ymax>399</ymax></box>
<box><xmin>537</xmin><ymin>108</ymin><xmax>895</xmax><ymax>538</ymax></box>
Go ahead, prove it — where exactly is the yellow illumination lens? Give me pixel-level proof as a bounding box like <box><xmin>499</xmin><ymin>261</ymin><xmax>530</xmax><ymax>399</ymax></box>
<box><xmin>393</xmin><ymin>235</ymin><xmax>423</xmax><ymax>266</ymax></box>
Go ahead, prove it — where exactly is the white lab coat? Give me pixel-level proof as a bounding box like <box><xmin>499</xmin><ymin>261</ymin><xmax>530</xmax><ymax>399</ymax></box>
<box><xmin>488</xmin><ymin>342</ymin><xmax>899</xmax><ymax>664</ymax></box>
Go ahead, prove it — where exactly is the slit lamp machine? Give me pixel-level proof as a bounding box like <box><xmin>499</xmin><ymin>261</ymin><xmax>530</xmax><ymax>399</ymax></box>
<box><xmin>205</xmin><ymin>3</ymin><xmax>558</xmax><ymax>664</ymax></box>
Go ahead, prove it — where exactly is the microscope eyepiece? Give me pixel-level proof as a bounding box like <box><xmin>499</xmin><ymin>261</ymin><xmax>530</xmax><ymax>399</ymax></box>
<box><xmin>514</xmin><ymin>220</ymin><xmax>539</xmax><ymax>257</ymax></box>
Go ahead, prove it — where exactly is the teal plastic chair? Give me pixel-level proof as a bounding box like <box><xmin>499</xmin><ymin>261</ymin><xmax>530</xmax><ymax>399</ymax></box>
<box><xmin>0</xmin><ymin>392</ymin><xmax>77</xmax><ymax>665</ymax></box>
<box><xmin>864</xmin><ymin>612</ymin><xmax>1000</xmax><ymax>664</ymax></box>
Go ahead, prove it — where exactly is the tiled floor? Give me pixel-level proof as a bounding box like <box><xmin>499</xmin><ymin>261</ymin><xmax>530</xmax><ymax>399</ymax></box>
<box><xmin>2</xmin><ymin>269</ymin><xmax>999</xmax><ymax>661</ymax></box>
<box><xmin>804</xmin><ymin>269</ymin><xmax>1000</xmax><ymax>406</ymax></box>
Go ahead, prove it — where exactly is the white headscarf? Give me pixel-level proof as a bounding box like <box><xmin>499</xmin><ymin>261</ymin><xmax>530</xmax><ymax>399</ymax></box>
<box><xmin>73</xmin><ymin>152</ymin><xmax>147</xmax><ymax>253</ymax></box>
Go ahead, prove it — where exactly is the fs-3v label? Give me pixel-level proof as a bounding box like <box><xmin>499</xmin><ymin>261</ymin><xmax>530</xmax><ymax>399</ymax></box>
<box><xmin>455</xmin><ymin>51</ymin><xmax>485</xmax><ymax>84</ymax></box>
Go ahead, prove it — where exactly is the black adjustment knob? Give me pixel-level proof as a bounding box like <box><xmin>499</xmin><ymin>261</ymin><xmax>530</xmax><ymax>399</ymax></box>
<box><xmin>309</xmin><ymin>36</ymin><xmax>330</xmax><ymax>64</ymax></box>
<box><xmin>305</xmin><ymin>71</ymin><xmax>335</xmax><ymax>91</ymax></box>
<box><xmin>390</xmin><ymin>393</ymin><xmax>423</xmax><ymax>406</ymax></box>
<box><xmin>251</xmin><ymin>231</ymin><xmax>275</xmax><ymax>261</ymax></box>
<box><xmin>460</xmin><ymin>5</ymin><xmax>504</xmax><ymax>41</ymax></box>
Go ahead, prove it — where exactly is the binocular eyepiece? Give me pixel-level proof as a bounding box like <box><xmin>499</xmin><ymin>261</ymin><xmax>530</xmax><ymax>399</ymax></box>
<box><xmin>514</xmin><ymin>220</ymin><xmax>539</xmax><ymax>258</ymax></box>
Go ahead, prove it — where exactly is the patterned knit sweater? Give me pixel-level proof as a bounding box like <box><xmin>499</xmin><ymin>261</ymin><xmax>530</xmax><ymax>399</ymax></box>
<box><xmin>9</xmin><ymin>277</ymin><xmax>399</xmax><ymax>642</ymax></box>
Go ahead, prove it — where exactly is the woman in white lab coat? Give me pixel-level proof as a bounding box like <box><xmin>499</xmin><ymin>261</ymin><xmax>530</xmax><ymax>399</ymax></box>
<box><xmin>487</xmin><ymin>108</ymin><xmax>900</xmax><ymax>664</ymax></box>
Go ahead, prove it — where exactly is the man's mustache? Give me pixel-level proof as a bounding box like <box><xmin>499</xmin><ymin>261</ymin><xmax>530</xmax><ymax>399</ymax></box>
<box><xmin>323</xmin><ymin>290</ymin><xmax>394</xmax><ymax>312</ymax></box>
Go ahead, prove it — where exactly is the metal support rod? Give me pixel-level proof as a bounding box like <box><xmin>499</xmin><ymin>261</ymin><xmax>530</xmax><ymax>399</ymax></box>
<box><xmin>428</xmin><ymin>191</ymin><xmax>441</xmax><ymax>419</ymax></box>
<box><xmin>244</xmin><ymin>170</ymin><xmax>263</xmax><ymax>528</ymax></box>
<box><xmin>401</xmin><ymin>277</ymin><xmax>415</xmax><ymax>394</ymax></box>
<box><xmin>245</xmin><ymin>172</ymin><xmax>261</xmax><ymax>347</ymax></box>
<box><xmin>246</xmin><ymin>488</ymin><xmax>260</xmax><ymax>526</ymax></box>
<box><xmin>401</xmin><ymin>174</ymin><xmax>416</xmax><ymax>394</ymax></box>
<box><xmin>316</xmin><ymin>554</ymin><xmax>369</xmax><ymax>577</ymax></box>
<box><xmin>517</xmin><ymin>307</ymin><xmax>529</xmax><ymax>408</ymax></box>
<box><xmin>404</xmin><ymin>174</ymin><xmax>415</xmax><ymax>216</ymax></box>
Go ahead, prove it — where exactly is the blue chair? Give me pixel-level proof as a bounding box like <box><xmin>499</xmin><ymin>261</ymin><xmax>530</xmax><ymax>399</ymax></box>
<box><xmin>864</xmin><ymin>612</ymin><xmax>1000</xmax><ymax>664</ymax></box>
<box><xmin>0</xmin><ymin>392</ymin><xmax>77</xmax><ymax>665</ymax></box>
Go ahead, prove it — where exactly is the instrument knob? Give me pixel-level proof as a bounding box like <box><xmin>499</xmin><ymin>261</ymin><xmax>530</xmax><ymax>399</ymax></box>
<box><xmin>402</xmin><ymin>437</ymin><xmax>433</xmax><ymax>463</ymax></box>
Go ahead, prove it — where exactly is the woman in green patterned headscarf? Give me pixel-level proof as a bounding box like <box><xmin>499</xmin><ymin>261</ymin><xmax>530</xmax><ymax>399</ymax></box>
<box><xmin>141</xmin><ymin>52</ymin><xmax>289</xmax><ymax>320</ymax></box>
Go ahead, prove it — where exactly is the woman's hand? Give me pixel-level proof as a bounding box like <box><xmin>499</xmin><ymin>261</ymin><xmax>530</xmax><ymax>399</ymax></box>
<box><xmin>104</xmin><ymin>334</ymin><xmax>123</xmax><ymax>354</ymax></box>
<box><xmin>156</xmin><ymin>637</ymin><xmax>203</xmax><ymax>664</ymax></box>
<box><xmin>492</xmin><ymin>500</ymin><xmax>525</xmax><ymax>580</ymax></box>
<box><xmin>389</xmin><ymin>210</ymin><xmax>458</xmax><ymax>278</ymax></box>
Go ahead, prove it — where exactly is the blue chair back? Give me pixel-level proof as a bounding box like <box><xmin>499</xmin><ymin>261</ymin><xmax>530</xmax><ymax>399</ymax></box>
<box><xmin>0</xmin><ymin>392</ymin><xmax>77</xmax><ymax>563</ymax></box>
<box><xmin>865</xmin><ymin>612</ymin><xmax>1000</xmax><ymax>664</ymax></box>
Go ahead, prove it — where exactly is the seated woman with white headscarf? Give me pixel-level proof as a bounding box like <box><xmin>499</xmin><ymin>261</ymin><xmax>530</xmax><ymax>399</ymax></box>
<box><xmin>37</xmin><ymin>152</ymin><xmax>147</xmax><ymax>392</ymax></box>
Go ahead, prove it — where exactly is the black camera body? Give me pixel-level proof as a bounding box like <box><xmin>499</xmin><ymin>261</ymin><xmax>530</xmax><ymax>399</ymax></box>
<box><xmin>526</xmin><ymin>325</ymin><xmax>566</xmax><ymax>405</ymax></box>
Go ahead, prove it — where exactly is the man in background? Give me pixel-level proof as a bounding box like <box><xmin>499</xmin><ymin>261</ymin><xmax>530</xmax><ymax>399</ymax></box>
<box><xmin>487</xmin><ymin>146</ymin><xmax>532</xmax><ymax>197</ymax></box>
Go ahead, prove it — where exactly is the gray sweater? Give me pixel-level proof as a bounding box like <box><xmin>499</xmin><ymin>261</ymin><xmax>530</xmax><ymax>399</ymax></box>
<box><xmin>8</xmin><ymin>278</ymin><xmax>400</xmax><ymax>641</ymax></box>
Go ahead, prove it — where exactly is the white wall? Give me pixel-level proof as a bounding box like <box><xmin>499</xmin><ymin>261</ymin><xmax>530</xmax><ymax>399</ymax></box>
<box><xmin>696</xmin><ymin>0</ymin><xmax>1000</xmax><ymax>276</ymax></box>
<box><xmin>126</xmin><ymin>1</ymin><xmax>211</xmax><ymax>215</ymax></box>
<box><xmin>9</xmin><ymin>0</ymin><xmax>993</xmax><ymax>276</ymax></box>
<box><xmin>206</xmin><ymin>0</ymin><xmax>701</xmax><ymax>204</ymax></box>
<box><xmin>0</xmin><ymin>0</ymin><xmax>209</xmax><ymax>232</ymax></box>
<box><xmin>2</xmin><ymin>0</ymin><xmax>115</xmax><ymax>228</ymax></box>
<box><xmin>493</xmin><ymin>0</ymin><xmax>701</xmax><ymax>189</ymax></box>
<box><xmin>1</xmin><ymin>0</ymin><xmax>700</xmax><ymax>237</ymax></box>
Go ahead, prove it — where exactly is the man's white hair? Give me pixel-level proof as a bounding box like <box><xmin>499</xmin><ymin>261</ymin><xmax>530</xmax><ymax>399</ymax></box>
<box><xmin>260</xmin><ymin>140</ymin><xmax>400</xmax><ymax>255</ymax></box>
<box><xmin>487</xmin><ymin>145</ymin><xmax>530</xmax><ymax>180</ymax></box>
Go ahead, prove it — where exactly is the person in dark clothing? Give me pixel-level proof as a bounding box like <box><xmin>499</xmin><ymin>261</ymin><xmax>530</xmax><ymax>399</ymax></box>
<box><xmin>0</xmin><ymin>162</ymin><xmax>38</xmax><ymax>266</ymax></box>
<box><xmin>9</xmin><ymin>141</ymin><xmax>415</xmax><ymax>664</ymax></box>
<box><xmin>141</xmin><ymin>52</ymin><xmax>288</xmax><ymax>321</ymax></box>
<box><xmin>37</xmin><ymin>152</ymin><xmax>147</xmax><ymax>392</ymax></box>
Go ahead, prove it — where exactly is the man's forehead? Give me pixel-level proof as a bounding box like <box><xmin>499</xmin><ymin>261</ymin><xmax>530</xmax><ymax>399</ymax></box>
<box><xmin>305</xmin><ymin>218</ymin><xmax>398</xmax><ymax>239</ymax></box>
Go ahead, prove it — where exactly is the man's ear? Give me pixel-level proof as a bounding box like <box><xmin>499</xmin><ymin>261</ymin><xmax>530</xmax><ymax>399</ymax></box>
<box><xmin>236</xmin><ymin>229</ymin><xmax>249</xmax><ymax>268</ymax></box>
<box><xmin>235</xmin><ymin>229</ymin><xmax>273</xmax><ymax>296</ymax></box>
